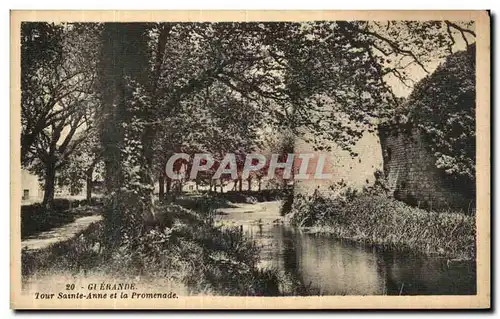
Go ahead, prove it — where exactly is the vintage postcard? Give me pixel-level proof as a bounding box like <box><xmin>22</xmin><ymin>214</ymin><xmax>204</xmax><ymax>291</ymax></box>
<box><xmin>10</xmin><ymin>10</ymin><xmax>490</xmax><ymax>309</ymax></box>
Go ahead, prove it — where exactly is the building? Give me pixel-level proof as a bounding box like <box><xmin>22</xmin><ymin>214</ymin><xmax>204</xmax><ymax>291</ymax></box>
<box><xmin>21</xmin><ymin>169</ymin><xmax>97</xmax><ymax>204</ymax></box>
<box><xmin>294</xmin><ymin>132</ymin><xmax>383</xmax><ymax>195</ymax></box>
<box><xmin>378</xmin><ymin>123</ymin><xmax>475</xmax><ymax>212</ymax></box>
<box><xmin>21</xmin><ymin>169</ymin><xmax>43</xmax><ymax>203</ymax></box>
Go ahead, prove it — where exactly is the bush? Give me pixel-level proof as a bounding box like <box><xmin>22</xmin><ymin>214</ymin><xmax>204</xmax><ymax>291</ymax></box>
<box><xmin>288</xmin><ymin>193</ymin><xmax>476</xmax><ymax>260</ymax></box>
<box><xmin>75</xmin><ymin>198</ymin><xmax>104</xmax><ymax>207</ymax></box>
<box><xmin>22</xmin><ymin>221</ymin><xmax>105</xmax><ymax>277</ymax></box>
<box><xmin>21</xmin><ymin>207</ymin><xmax>76</xmax><ymax>239</ymax></box>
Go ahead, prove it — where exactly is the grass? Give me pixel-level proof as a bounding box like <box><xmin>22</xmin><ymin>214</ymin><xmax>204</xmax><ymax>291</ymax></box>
<box><xmin>21</xmin><ymin>199</ymin><xmax>295</xmax><ymax>296</ymax></box>
<box><xmin>22</xmin><ymin>221</ymin><xmax>106</xmax><ymax>278</ymax></box>
<box><xmin>287</xmin><ymin>193</ymin><xmax>476</xmax><ymax>260</ymax></box>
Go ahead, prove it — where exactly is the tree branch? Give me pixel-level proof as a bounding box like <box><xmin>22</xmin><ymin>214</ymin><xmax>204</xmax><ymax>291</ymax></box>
<box><xmin>360</xmin><ymin>29</ymin><xmax>430</xmax><ymax>74</ymax></box>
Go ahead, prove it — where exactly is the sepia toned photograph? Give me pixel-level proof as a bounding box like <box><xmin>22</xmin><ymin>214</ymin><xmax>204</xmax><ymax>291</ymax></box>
<box><xmin>10</xmin><ymin>10</ymin><xmax>490</xmax><ymax>309</ymax></box>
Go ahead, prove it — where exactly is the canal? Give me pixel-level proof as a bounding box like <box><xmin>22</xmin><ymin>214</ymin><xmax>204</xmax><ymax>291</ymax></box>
<box><xmin>216</xmin><ymin>201</ymin><xmax>476</xmax><ymax>295</ymax></box>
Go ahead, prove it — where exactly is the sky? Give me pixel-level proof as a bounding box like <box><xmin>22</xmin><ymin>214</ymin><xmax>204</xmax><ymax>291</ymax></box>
<box><xmin>385</xmin><ymin>23</ymin><xmax>475</xmax><ymax>98</ymax></box>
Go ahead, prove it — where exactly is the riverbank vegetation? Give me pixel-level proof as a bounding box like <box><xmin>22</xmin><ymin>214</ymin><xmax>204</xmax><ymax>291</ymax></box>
<box><xmin>22</xmin><ymin>201</ymin><xmax>294</xmax><ymax>296</ymax></box>
<box><xmin>287</xmin><ymin>190</ymin><xmax>475</xmax><ymax>260</ymax></box>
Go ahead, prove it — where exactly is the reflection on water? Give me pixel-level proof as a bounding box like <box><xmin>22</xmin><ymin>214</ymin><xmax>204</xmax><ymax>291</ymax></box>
<box><xmin>246</xmin><ymin>224</ymin><xmax>476</xmax><ymax>295</ymax></box>
<box><xmin>218</xmin><ymin>202</ymin><xmax>476</xmax><ymax>296</ymax></box>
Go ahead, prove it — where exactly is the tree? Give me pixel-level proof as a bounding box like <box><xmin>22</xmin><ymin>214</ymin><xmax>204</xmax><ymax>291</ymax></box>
<box><xmin>94</xmin><ymin>20</ymin><xmax>476</xmax><ymax>242</ymax></box>
<box><xmin>217</xmin><ymin>21</ymin><xmax>475</xmax><ymax>151</ymax></box>
<box><xmin>407</xmin><ymin>44</ymin><xmax>476</xmax><ymax>193</ymax></box>
<box><xmin>153</xmin><ymin>81</ymin><xmax>264</xmax><ymax>196</ymax></box>
<box><xmin>21</xmin><ymin>22</ymin><xmax>63</xmax><ymax>163</ymax></box>
<box><xmin>147</xmin><ymin>23</ymin><xmax>270</xmax><ymax>198</ymax></box>
<box><xmin>97</xmin><ymin>23</ymin><xmax>152</xmax><ymax>244</ymax></box>
<box><xmin>56</xmin><ymin>127</ymin><xmax>103</xmax><ymax>201</ymax></box>
<box><xmin>21</xmin><ymin>23</ymin><xmax>99</xmax><ymax>209</ymax></box>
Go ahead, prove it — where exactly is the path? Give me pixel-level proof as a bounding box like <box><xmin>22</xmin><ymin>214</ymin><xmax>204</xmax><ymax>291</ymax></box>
<box><xmin>21</xmin><ymin>215</ymin><xmax>103</xmax><ymax>251</ymax></box>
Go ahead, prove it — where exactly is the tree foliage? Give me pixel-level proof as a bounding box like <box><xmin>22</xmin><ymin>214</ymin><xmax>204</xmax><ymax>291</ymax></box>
<box><xmin>21</xmin><ymin>20</ymin><xmax>476</xmax><ymax>231</ymax></box>
<box><xmin>408</xmin><ymin>44</ymin><xmax>476</xmax><ymax>185</ymax></box>
<box><xmin>21</xmin><ymin>23</ymin><xmax>99</xmax><ymax>208</ymax></box>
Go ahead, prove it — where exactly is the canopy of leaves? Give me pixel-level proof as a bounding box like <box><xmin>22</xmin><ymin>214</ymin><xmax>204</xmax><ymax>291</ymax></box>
<box><xmin>21</xmin><ymin>21</ymin><xmax>476</xmax><ymax>212</ymax></box>
<box><xmin>21</xmin><ymin>23</ymin><xmax>99</xmax><ymax>167</ymax></box>
<box><xmin>408</xmin><ymin>44</ymin><xmax>476</xmax><ymax>184</ymax></box>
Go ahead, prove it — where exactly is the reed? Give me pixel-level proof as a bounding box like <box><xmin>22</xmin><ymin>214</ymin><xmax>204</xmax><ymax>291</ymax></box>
<box><xmin>288</xmin><ymin>194</ymin><xmax>475</xmax><ymax>260</ymax></box>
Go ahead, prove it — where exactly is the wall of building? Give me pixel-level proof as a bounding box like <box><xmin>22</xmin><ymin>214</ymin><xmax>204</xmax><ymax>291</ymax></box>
<box><xmin>294</xmin><ymin>132</ymin><xmax>383</xmax><ymax>195</ymax></box>
<box><xmin>378</xmin><ymin>126</ymin><xmax>474</xmax><ymax>211</ymax></box>
<box><xmin>21</xmin><ymin>169</ymin><xmax>97</xmax><ymax>204</ymax></box>
<box><xmin>21</xmin><ymin>169</ymin><xmax>43</xmax><ymax>202</ymax></box>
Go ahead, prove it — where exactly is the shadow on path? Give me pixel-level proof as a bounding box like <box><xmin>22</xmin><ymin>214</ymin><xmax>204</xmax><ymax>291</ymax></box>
<box><xmin>21</xmin><ymin>215</ymin><xmax>103</xmax><ymax>251</ymax></box>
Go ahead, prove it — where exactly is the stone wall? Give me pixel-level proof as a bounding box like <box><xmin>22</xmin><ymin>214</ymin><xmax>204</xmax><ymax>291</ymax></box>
<box><xmin>378</xmin><ymin>125</ymin><xmax>474</xmax><ymax>212</ymax></box>
<box><xmin>294</xmin><ymin>132</ymin><xmax>383</xmax><ymax>194</ymax></box>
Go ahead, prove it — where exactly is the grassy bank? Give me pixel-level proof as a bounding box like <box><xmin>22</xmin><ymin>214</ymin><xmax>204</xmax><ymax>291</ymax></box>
<box><xmin>287</xmin><ymin>193</ymin><xmax>475</xmax><ymax>260</ymax></box>
<box><xmin>22</xmin><ymin>200</ymin><xmax>297</xmax><ymax>296</ymax></box>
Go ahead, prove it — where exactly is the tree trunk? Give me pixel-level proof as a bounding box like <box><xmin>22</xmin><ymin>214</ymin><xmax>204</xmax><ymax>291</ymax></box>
<box><xmin>247</xmin><ymin>177</ymin><xmax>252</xmax><ymax>191</ymax></box>
<box><xmin>258</xmin><ymin>178</ymin><xmax>262</xmax><ymax>191</ymax></box>
<box><xmin>238</xmin><ymin>177</ymin><xmax>243</xmax><ymax>192</ymax></box>
<box><xmin>158</xmin><ymin>173</ymin><xmax>165</xmax><ymax>199</ymax></box>
<box><xmin>98</xmin><ymin>24</ymin><xmax>150</xmax><ymax>246</ymax></box>
<box><xmin>139</xmin><ymin>126</ymin><xmax>155</xmax><ymax>222</ymax></box>
<box><xmin>42</xmin><ymin>160</ymin><xmax>57</xmax><ymax>210</ymax></box>
<box><xmin>166</xmin><ymin>177</ymin><xmax>171</xmax><ymax>195</ymax></box>
<box><xmin>86</xmin><ymin>167</ymin><xmax>93</xmax><ymax>202</ymax></box>
<box><xmin>177</xmin><ymin>180</ymin><xmax>183</xmax><ymax>194</ymax></box>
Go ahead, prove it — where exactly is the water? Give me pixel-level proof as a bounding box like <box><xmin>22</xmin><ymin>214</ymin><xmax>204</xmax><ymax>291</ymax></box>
<box><xmin>217</xmin><ymin>201</ymin><xmax>476</xmax><ymax>296</ymax></box>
